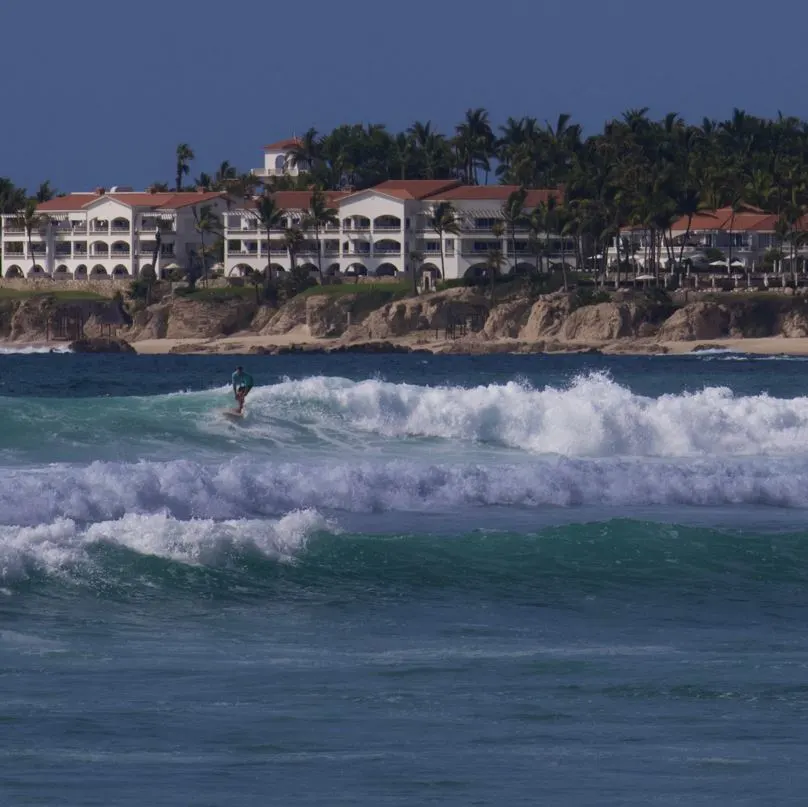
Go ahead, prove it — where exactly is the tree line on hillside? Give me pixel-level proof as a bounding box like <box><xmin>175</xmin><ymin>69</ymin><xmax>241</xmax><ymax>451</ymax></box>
<box><xmin>7</xmin><ymin>108</ymin><xmax>808</xmax><ymax>285</ymax></box>
<box><xmin>136</xmin><ymin>110</ymin><xmax>808</xmax><ymax>277</ymax></box>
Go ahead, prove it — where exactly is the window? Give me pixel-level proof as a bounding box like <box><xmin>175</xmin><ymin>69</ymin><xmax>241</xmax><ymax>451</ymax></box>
<box><xmin>475</xmin><ymin>218</ymin><xmax>497</xmax><ymax>230</ymax></box>
<box><xmin>228</xmin><ymin>240</ymin><xmax>241</xmax><ymax>251</ymax></box>
<box><xmin>445</xmin><ymin>238</ymin><xmax>454</xmax><ymax>253</ymax></box>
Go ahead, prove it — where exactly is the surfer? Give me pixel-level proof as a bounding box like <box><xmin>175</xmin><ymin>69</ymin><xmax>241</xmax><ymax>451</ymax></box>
<box><xmin>231</xmin><ymin>365</ymin><xmax>254</xmax><ymax>414</ymax></box>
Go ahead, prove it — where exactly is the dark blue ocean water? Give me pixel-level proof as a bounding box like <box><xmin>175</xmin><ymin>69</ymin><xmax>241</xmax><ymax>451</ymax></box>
<box><xmin>2</xmin><ymin>350</ymin><xmax>808</xmax><ymax>806</ymax></box>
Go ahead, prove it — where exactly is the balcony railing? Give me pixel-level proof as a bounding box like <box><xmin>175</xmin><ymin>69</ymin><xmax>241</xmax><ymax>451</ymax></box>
<box><xmin>111</xmin><ymin>249</ymin><xmax>130</xmax><ymax>256</ymax></box>
<box><xmin>374</xmin><ymin>224</ymin><xmax>402</xmax><ymax>232</ymax></box>
<box><xmin>3</xmin><ymin>226</ymin><xmax>24</xmax><ymax>234</ymax></box>
<box><xmin>374</xmin><ymin>248</ymin><xmax>402</xmax><ymax>255</ymax></box>
<box><xmin>74</xmin><ymin>247</ymin><xmax>87</xmax><ymax>256</ymax></box>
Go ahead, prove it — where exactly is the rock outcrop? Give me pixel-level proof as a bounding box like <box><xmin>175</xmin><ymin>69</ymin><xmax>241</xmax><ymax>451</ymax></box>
<box><xmin>123</xmin><ymin>298</ymin><xmax>257</xmax><ymax>341</ymax></box>
<box><xmin>519</xmin><ymin>295</ymin><xmax>574</xmax><ymax>340</ymax></box>
<box><xmin>164</xmin><ymin>298</ymin><xmax>255</xmax><ymax>339</ymax></box>
<box><xmin>260</xmin><ymin>296</ymin><xmax>309</xmax><ymax>335</ymax></box>
<box><xmin>483</xmin><ymin>297</ymin><xmax>533</xmax><ymax>339</ymax></box>
<box><xmin>69</xmin><ymin>337</ymin><xmax>136</xmax><ymax>353</ymax></box>
<box><xmin>656</xmin><ymin>302</ymin><xmax>731</xmax><ymax>341</ymax></box>
<box><xmin>345</xmin><ymin>288</ymin><xmax>489</xmax><ymax>341</ymax></box>
<box><xmin>561</xmin><ymin>302</ymin><xmax>639</xmax><ymax>341</ymax></box>
<box><xmin>780</xmin><ymin>307</ymin><xmax>808</xmax><ymax>337</ymax></box>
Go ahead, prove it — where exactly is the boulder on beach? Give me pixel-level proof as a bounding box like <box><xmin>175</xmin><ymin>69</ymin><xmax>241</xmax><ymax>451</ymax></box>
<box><xmin>69</xmin><ymin>337</ymin><xmax>136</xmax><ymax>354</ymax></box>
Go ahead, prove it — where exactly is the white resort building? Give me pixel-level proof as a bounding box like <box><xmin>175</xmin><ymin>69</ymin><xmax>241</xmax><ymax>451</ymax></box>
<box><xmin>251</xmin><ymin>138</ymin><xmax>305</xmax><ymax>180</ymax></box>
<box><xmin>224</xmin><ymin>179</ymin><xmax>570</xmax><ymax>283</ymax></box>
<box><xmin>610</xmin><ymin>205</ymin><xmax>802</xmax><ymax>274</ymax></box>
<box><xmin>0</xmin><ymin>188</ymin><xmax>233</xmax><ymax>279</ymax></box>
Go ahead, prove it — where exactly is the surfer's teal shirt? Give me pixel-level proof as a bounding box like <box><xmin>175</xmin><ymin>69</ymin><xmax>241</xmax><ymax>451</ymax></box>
<box><xmin>232</xmin><ymin>370</ymin><xmax>253</xmax><ymax>392</ymax></box>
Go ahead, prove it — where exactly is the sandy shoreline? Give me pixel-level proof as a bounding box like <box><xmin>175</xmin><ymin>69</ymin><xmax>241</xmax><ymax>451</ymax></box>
<box><xmin>6</xmin><ymin>334</ymin><xmax>808</xmax><ymax>357</ymax></box>
<box><xmin>131</xmin><ymin>334</ymin><xmax>808</xmax><ymax>357</ymax></box>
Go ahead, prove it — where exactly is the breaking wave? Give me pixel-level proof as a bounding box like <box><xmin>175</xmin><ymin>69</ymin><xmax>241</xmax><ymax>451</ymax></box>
<box><xmin>4</xmin><ymin>373</ymin><xmax>808</xmax><ymax>459</ymax></box>
<box><xmin>0</xmin><ymin>455</ymin><xmax>808</xmax><ymax>528</ymax></box>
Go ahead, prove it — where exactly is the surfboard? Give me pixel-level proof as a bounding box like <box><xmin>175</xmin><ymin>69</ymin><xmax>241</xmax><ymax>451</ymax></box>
<box><xmin>222</xmin><ymin>408</ymin><xmax>244</xmax><ymax>420</ymax></box>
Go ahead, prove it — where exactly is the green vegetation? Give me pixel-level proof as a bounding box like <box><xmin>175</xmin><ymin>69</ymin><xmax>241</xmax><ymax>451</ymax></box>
<box><xmin>299</xmin><ymin>281</ymin><xmax>410</xmax><ymax>299</ymax></box>
<box><xmin>0</xmin><ymin>288</ymin><xmax>104</xmax><ymax>300</ymax></box>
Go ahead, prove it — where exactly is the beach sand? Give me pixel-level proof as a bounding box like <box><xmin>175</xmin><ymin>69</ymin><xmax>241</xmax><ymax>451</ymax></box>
<box><xmin>129</xmin><ymin>334</ymin><xmax>808</xmax><ymax>357</ymax></box>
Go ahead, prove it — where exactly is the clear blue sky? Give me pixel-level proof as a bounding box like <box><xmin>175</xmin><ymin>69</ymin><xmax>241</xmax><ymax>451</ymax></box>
<box><xmin>2</xmin><ymin>0</ymin><xmax>806</xmax><ymax>194</ymax></box>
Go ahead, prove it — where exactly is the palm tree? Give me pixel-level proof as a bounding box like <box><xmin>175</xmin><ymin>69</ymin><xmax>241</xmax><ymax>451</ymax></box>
<box><xmin>191</xmin><ymin>204</ymin><xmax>220</xmax><ymax>287</ymax></box>
<box><xmin>288</xmin><ymin>129</ymin><xmax>320</xmax><ymax>173</ymax></box>
<box><xmin>20</xmin><ymin>198</ymin><xmax>45</xmax><ymax>275</ymax></box>
<box><xmin>253</xmin><ymin>193</ymin><xmax>287</xmax><ymax>283</ymax></box>
<box><xmin>175</xmin><ymin>143</ymin><xmax>195</xmax><ymax>192</ymax></box>
<box><xmin>284</xmin><ymin>226</ymin><xmax>305</xmax><ymax>272</ymax></box>
<box><xmin>243</xmin><ymin>267</ymin><xmax>265</xmax><ymax>305</ymax></box>
<box><xmin>429</xmin><ymin>201</ymin><xmax>460</xmax><ymax>283</ymax></box>
<box><xmin>485</xmin><ymin>247</ymin><xmax>506</xmax><ymax>304</ymax></box>
<box><xmin>501</xmin><ymin>188</ymin><xmax>528</xmax><ymax>275</ymax></box>
<box><xmin>194</xmin><ymin>172</ymin><xmax>213</xmax><ymax>191</ymax></box>
<box><xmin>408</xmin><ymin>249</ymin><xmax>424</xmax><ymax>296</ymax></box>
<box><xmin>36</xmin><ymin>181</ymin><xmax>55</xmax><ymax>203</ymax></box>
<box><xmin>302</xmin><ymin>189</ymin><xmax>339</xmax><ymax>283</ymax></box>
<box><xmin>213</xmin><ymin>161</ymin><xmax>238</xmax><ymax>191</ymax></box>
<box><xmin>149</xmin><ymin>182</ymin><xmax>170</xmax><ymax>193</ymax></box>
<box><xmin>675</xmin><ymin>187</ymin><xmax>704</xmax><ymax>269</ymax></box>
<box><xmin>454</xmin><ymin>108</ymin><xmax>494</xmax><ymax>184</ymax></box>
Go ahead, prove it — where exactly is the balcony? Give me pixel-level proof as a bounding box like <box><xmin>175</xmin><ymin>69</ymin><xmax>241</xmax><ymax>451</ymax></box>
<box><xmin>111</xmin><ymin>225</ymin><xmax>130</xmax><ymax>234</ymax></box>
<box><xmin>74</xmin><ymin>246</ymin><xmax>88</xmax><ymax>256</ymax></box>
<box><xmin>3</xmin><ymin>225</ymin><xmax>24</xmax><ymax>234</ymax></box>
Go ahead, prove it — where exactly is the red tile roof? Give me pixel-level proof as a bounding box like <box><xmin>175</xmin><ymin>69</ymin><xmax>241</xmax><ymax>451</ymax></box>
<box><xmin>240</xmin><ymin>190</ymin><xmax>348</xmax><ymax>211</ymax></box>
<box><xmin>367</xmin><ymin>179</ymin><xmax>462</xmax><ymax>200</ymax></box>
<box><xmin>36</xmin><ymin>194</ymin><xmax>96</xmax><ymax>211</ymax></box>
<box><xmin>263</xmin><ymin>138</ymin><xmax>302</xmax><ymax>152</ymax></box>
<box><xmin>36</xmin><ymin>191</ymin><xmax>228</xmax><ymax>213</ymax></box>
<box><xmin>434</xmin><ymin>185</ymin><xmax>564</xmax><ymax>206</ymax></box>
<box><xmin>672</xmin><ymin>207</ymin><xmax>778</xmax><ymax>232</ymax></box>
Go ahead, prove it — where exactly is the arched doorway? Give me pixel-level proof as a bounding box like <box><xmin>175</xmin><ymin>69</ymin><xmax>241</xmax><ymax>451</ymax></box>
<box><xmin>374</xmin><ymin>263</ymin><xmax>398</xmax><ymax>277</ymax></box>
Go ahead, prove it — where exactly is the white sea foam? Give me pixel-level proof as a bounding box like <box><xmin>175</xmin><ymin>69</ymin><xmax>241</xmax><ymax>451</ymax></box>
<box><xmin>0</xmin><ymin>345</ymin><xmax>71</xmax><ymax>355</ymax></box>
<box><xmin>240</xmin><ymin>373</ymin><xmax>808</xmax><ymax>457</ymax></box>
<box><xmin>0</xmin><ymin>509</ymin><xmax>329</xmax><ymax>582</ymax></box>
<box><xmin>0</xmin><ymin>456</ymin><xmax>806</xmax><ymax>530</ymax></box>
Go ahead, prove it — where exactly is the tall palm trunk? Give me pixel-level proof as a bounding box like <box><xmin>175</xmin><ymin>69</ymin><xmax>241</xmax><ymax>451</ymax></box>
<box><xmin>677</xmin><ymin>214</ymin><xmax>694</xmax><ymax>269</ymax></box>
<box><xmin>316</xmin><ymin>225</ymin><xmax>324</xmax><ymax>284</ymax></box>
<box><xmin>727</xmin><ymin>212</ymin><xmax>737</xmax><ymax>276</ymax></box>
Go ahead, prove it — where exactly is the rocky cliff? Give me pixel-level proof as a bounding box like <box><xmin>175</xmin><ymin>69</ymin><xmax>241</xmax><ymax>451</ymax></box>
<box><xmin>7</xmin><ymin>286</ymin><xmax>808</xmax><ymax>353</ymax></box>
<box><xmin>0</xmin><ymin>296</ymin><xmax>129</xmax><ymax>342</ymax></box>
<box><xmin>124</xmin><ymin>297</ymin><xmax>257</xmax><ymax>341</ymax></box>
<box><xmin>343</xmin><ymin>288</ymin><xmax>490</xmax><ymax>341</ymax></box>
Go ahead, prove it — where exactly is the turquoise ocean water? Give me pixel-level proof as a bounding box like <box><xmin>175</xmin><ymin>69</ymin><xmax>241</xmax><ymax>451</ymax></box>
<box><xmin>2</xmin><ymin>350</ymin><xmax>808</xmax><ymax>805</ymax></box>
